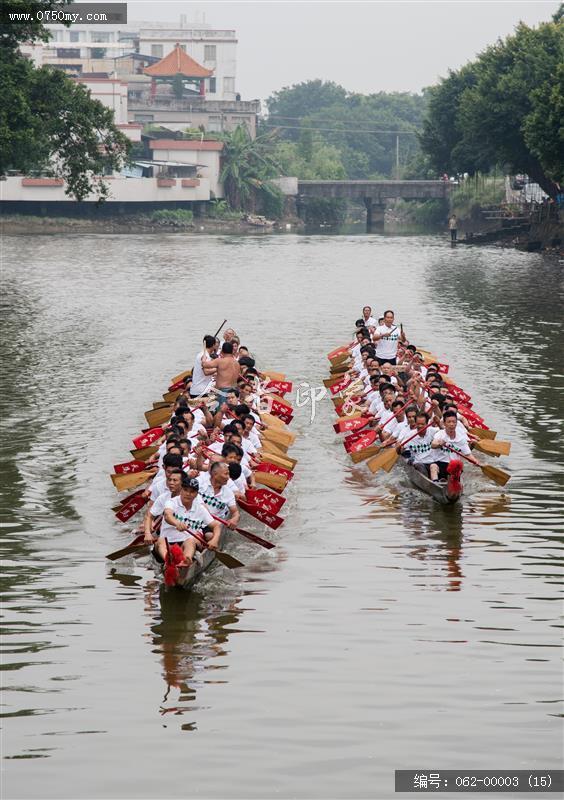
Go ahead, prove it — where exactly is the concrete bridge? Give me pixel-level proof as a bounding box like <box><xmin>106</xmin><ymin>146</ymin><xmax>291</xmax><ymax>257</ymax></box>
<box><xmin>297</xmin><ymin>180</ymin><xmax>452</xmax><ymax>228</ymax></box>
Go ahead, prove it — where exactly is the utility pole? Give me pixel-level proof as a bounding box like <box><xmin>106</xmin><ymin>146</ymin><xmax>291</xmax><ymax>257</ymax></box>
<box><xmin>396</xmin><ymin>134</ymin><xmax>400</xmax><ymax>180</ymax></box>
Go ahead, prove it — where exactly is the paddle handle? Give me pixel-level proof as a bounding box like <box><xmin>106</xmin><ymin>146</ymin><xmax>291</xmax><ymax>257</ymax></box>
<box><xmin>400</xmin><ymin>421</ymin><xmax>434</xmax><ymax>448</ymax></box>
<box><xmin>379</xmin><ymin>397</ymin><xmax>412</xmax><ymax>429</ymax></box>
<box><xmin>214</xmin><ymin>319</ymin><xmax>228</xmax><ymax>338</ymax></box>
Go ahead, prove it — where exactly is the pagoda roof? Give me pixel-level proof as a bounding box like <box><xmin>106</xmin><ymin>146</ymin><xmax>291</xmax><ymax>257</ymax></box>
<box><xmin>144</xmin><ymin>44</ymin><xmax>213</xmax><ymax>78</ymax></box>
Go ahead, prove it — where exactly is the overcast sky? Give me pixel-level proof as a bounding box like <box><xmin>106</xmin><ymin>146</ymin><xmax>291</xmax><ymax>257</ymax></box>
<box><xmin>128</xmin><ymin>1</ymin><xmax>559</xmax><ymax>101</ymax></box>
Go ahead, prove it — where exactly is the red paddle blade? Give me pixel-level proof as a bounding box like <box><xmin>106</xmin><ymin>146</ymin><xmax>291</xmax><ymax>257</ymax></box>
<box><xmin>132</xmin><ymin>427</ymin><xmax>164</xmax><ymax>449</ymax></box>
<box><xmin>237</xmin><ymin>499</ymin><xmax>284</xmax><ymax>530</ymax></box>
<box><xmin>115</xmin><ymin>493</ymin><xmax>148</xmax><ymax>522</ymax></box>
<box><xmin>264</xmin><ymin>380</ymin><xmax>293</xmax><ymax>395</ymax></box>
<box><xmin>333</xmin><ymin>416</ymin><xmax>370</xmax><ymax>434</ymax></box>
<box><xmin>246</xmin><ymin>488</ymin><xmax>286</xmax><ymax>514</ymax></box>
<box><xmin>344</xmin><ymin>429</ymin><xmax>377</xmax><ymax>453</ymax></box>
<box><xmin>329</xmin><ymin>375</ymin><xmax>352</xmax><ymax>396</ymax></box>
<box><xmin>113</xmin><ymin>459</ymin><xmax>148</xmax><ymax>475</ymax></box>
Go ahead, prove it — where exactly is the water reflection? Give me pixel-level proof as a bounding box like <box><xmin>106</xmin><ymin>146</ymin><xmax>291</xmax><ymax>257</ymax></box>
<box><xmin>145</xmin><ymin>582</ymin><xmax>246</xmax><ymax>729</ymax></box>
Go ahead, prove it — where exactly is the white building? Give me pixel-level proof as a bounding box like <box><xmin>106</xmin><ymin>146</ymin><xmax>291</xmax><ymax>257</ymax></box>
<box><xmin>137</xmin><ymin>22</ymin><xmax>237</xmax><ymax>101</ymax></box>
<box><xmin>23</xmin><ymin>24</ymin><xmax>135</xmax><ymax>74</ymax></box>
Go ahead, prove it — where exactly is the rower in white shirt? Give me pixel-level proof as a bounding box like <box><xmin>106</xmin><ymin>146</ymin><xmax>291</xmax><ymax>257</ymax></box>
<box><xmin>431</xmin><ymin>410</ymin><xmax>480</xmax><ymax>480</ymax></box>
<box><xmin>400</xmin><ymin>410</ymin><xmax>440</xmax><ymax>481</ymax></box>
<box><xmin>197</xmin><ymin>462</ymin><xmax>240</xmax><ymax>529</ymax></box>
<box><xmin>372</xmin><ymin>310</ymin><xmax>406</xmax><ymax>366</ymax></box>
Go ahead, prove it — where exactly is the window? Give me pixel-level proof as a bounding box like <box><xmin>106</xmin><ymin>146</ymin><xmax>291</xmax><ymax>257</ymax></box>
<box><xmin>134</xmin><ymin>114</ymin><xmax>154</xmax><ymax>122</ymax></box>
<box><xmin>208</xmin><ymin>77</ymin><xmax>216</xmax><ymax>94</ymax></box>
<box><xmin>204</xmin><ymin>45</ymin><xmax>216</xmax><ymax>61</ymax></box>
<box><xmin>58</xmin><ymin>48</ymin><xmax>80</xmax><ymax>58</ymax></box>
<box><xmin>70</xmin><ymin>31</ymin><xmax>80</xmax><ymax>42</ymax></box>
<box><xmin>91</xmin><ymin>31</ymin><xmax>110</xmax><ymax>42</ymax></box>
<box><xmin>151</xmin><ymin>44</ymin><xmax>163</xmax><ymax>57</ymax></box>
<box><xmin>91</xmin><ymin>47</ymin><xmax>106</xmax><ymax>59</ymax></box>
<box><xmin>223</xmin><ymin>77</ymin><xmax>235</xmax><ymax>94</ymax></box>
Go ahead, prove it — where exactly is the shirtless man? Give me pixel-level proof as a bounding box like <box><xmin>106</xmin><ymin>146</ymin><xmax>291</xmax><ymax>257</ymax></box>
<box><xmin>204</xmin><ymin>342</ymin><xmax>241</xmax><ymax>411</ymax></box>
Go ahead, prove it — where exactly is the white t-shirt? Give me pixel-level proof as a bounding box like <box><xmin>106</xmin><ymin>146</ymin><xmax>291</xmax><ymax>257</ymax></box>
<box><xmin>368</xmin><ymin>395</ymin><xmax>384</xmax><ymax>417</ymax></box>
<box><xmin>151</xmin><ymin>489</ymin><xmax>172</xmax><ymax>518</ymax></box>
<box><xmin>374</xmin><ymin>325</ymin><xmax>400</xmax><ymax>359</ymax></box>
<box><xmin>408</xmin><ymin>426</ymin><xmax>440</xmax><ymax>464</ymax></box>
<box><xmin>397</xmin><ymin>423</ymin><xmax>417</xmax><ymax>444</ymax></box>
<box><xmin>244</xmin><ymin>430</ymin><xmax>261</xmax><ymax>450</ymax></box>
<box><xmin>197</xmin><ymin>473</ymin><xmax>236</xmax><ymax>520</ymax></box>
<box><xmin>150</xmin><ymin>475</ymin><xmax>168</xmax><ymax>502</ymax></box>
<box><xmin>362</xmin><ymin>315</ymin><xmax>378</xmax><ymax>329</ymax></box>
<box><xmin>161</xmin><ymin>494</ymin><xmax>214</xmax><ymax>544</ymax></box>
<box><xmin>432</xmin><ymin>429</ymin><xmax>471</xmax><ymax>462</ymax></box>
<box><xmin>228</xmin><ymin>474</ymin><xmax>248</xmax><ymax>494</ymax></box>
<box><xmin>191</xmin><ymin>350</ymin><xmax>213</xmax><ymax>395</ymax></box>
<box><xmin>185</xmin><ymin>423</ymin><xmax>207</xmax><ymax>443</ymax></box>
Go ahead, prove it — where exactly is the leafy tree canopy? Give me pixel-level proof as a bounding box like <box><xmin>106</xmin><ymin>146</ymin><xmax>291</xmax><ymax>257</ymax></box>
<box><xmin>420</xmin><ymin>14</ymin><xmax>564</xmax><ymax>196</ymax></box>
<box><xmin>1</xmin><ymin>0</ymin><xmax>130</xmax><ymax>200</ymax></box>
<box><xmin>266</xmin><ymin>80</ymin><xmax>428</xmax><ymax>179</ymax></box>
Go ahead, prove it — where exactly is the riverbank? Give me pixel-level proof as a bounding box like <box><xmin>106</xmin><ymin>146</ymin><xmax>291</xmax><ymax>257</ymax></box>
<box><xmin>0</xmin><ymin>213</ymin><xmax>304</xmax><ymax>236</ymax></box>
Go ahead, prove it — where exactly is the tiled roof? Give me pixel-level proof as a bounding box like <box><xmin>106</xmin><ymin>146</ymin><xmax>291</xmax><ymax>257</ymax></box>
<box><xmin>149</xmin><ymin>139</ymin><xmax>224</xmax><ymax>151</ymax></box>
<box><xmin>144</xmin><ymin>44</ymin><xmax>213</xmax><ymax>78</ymax></box>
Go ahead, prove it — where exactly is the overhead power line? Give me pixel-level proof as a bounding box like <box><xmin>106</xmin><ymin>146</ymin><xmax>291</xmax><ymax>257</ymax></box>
<box><xmin>262</xmin><ymin>123</ymin><xmax>419</xmax><ymax>135</ymax></box>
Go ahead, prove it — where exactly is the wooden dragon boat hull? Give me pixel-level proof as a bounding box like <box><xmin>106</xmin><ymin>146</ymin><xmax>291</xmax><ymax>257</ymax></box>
<box><xmin>153</xmin><ymin>528</ymin><xmax>228</xmax><ymax>590</ymax></box>
<box><xmin>403</xmin><ymin>461</ymin><xmax>462</xmax><ymax>505</ymax></box>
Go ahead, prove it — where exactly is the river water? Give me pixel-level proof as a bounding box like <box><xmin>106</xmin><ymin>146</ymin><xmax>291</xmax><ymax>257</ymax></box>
<box><xmin>1</xmin><ymin>232</ymin><xmax>562</xmax><ymax>799</ymax></box>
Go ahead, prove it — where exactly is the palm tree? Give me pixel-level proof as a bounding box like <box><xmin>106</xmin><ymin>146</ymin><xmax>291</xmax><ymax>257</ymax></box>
<box><xmin>219</xmin><ymin>125</ymin><xmax>281</xmax><ymax>211</ymax></box>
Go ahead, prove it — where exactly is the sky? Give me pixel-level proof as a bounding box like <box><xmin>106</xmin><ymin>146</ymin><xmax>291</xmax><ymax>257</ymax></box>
<box><xmin>127</xmin><ymin>1</ymin><xmax>559</xmax><ymax>101</ymax></box>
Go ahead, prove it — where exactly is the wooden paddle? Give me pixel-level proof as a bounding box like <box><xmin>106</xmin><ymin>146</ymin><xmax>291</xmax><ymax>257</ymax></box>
<box><xmin>469</xmin><ymin>426</ymin><xmax>497</xmax><ymax>440</ymax></box>
<box><xmin>106</xmin><ymin>534</ymin><xmax>150</xmax><ymax>561</ymax></box>
<box><xmin>145</xmin><ymin>405</ymin><xmax>173</xmax><ymax>428</ymax></box>
<box><xmin>260</xmin><ymin>451</ymin><xmax>298</xmax><ymax>471</ymax></box>
<box><xmin>474</xmin><ymin>439</ymin><xmax>511</xmax><ymax>457</ymax></box>
<box><xmin>111</xmin><ymin>470</ymin><xmax>154</xmax><ymax>493</ymax></box>
<box><xmin>188</xmin><ymin>529</ymin><xmax>244</xmax><ymax>570</ymax></box>
<box><xmin>209</xmin><ymin>514</ymin><xmax>274</xmax><ymax>550</ymax></box>
<box><xmin>162</xmin><ymin>388</ymin><xmax>183</xmax><ymax>404</ymax></box>
<box><xmin>254</xmin><ymin>471</ymin><xmax>287</xmax><ymax>492</ymax></box>
<box><xmin>263</xmin><ymin>427</ymin><xmax>296</xmax><ymax>447</ymax></box>
<box><xmin>259</xmin><ymin>412</ymin><xmax>287</xmax><ymax>429</ymax></box>
<box><xmin>262</xmin><ymin>438</ymin><xmax>289</xmax><ymax>457</ymax></box>
<box><xmin>445</xmin><ymin>447</ymin><xmax>510</xmax><ymax>486</ymax></box>
<box><xmin>366</xmin><ymin>422</ymin><xmax>434</xmax><ymax>475</ymax></box>
<box><xmin>152</xmin><ymin>401</ymin><xmax>171</xmax><ymax>410</ymax></box>
<box><xmin>130</xmin><ymin>444</ymin><xmax>159</xmax><ymax>461</ymax></box>
<box><xmin>262</xmin><ymin>370</ymin><xmax>286</xmax><ymax>381</ymax></box>
<box><xmin>350</xmin><ymin>444</ymin><xmax>382</xmax><ymax>464</ymax></box>
<box><xmin>169</xmin><ymin>369</ymin><xmax>192</xmax><ymax>386</ymax></box>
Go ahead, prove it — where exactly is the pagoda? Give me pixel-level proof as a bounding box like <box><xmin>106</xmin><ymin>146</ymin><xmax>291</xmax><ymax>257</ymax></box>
<box><xmin>144</xmin><ymin>43</ymin><xmax>213</xmax><ymax>98</ymax></box>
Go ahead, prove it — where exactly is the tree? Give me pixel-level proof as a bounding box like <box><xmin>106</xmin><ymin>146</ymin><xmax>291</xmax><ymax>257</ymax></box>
<box><xmin>219</xmin><ymin>125</ymin><xmax>282</xmax><ymax>212</ymax></box>
<box><xmin>0</xmin><ymin>0</ymin><xmax>130</xmax><ymax>200</ymax></box>
<box><xmin>420</xmin><ymin>13</ymin><xmax>564</xmax><ymax>196</ymax></box>
<box><xmin>266</xmin><ymin>80</ymin><xmax>348</xmax><ymax>140</ymax></box>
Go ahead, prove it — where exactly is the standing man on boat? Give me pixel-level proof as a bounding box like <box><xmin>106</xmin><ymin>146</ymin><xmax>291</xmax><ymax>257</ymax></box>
<box><xmin>191</xmin><ymin>335</ymin><xmax>216</xmax><ymax>398</ymax></box>
<box><xmin>361</xmin><ymin>306</ymin><xmax>378</xmax><ymax>329</ymax></box>
<box><xmin>204</xmin><ymin>342</ymin><xmax>241</xmax><ymax>411</ymax></box>
<box><xmin>372</xmin><ymin>310</ymin><xmax>406</xmax><ymax>366</ymax></box>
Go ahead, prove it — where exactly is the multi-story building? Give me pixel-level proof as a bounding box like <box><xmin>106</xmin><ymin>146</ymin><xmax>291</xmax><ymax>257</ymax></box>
<box><xmin>137</xmin><ymin>21</ymin><xmax>237</xmax><ymax>101</ymax></box>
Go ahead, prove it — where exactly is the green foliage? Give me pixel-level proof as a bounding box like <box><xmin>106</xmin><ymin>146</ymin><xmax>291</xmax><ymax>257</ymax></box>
<box><xmin>300</xmin><ymin>197</ymin><xmax>347</xmax><ymax>227</ymax></box>
<box><xmin>0</xmin><ymin>49</ymin><xmax>130</xmax><ymax>200</ymax></box>
<box><xmin>1</xmin><ymin>0</ymin><xmax>72</xmax><ymax>51</ymax></box>
<box><xmin>206</xmin><ymin>198</ymin><xmax>241</xmax><ymax>219</ymax></box>
<box><xmin>219</xmin><ymin>125</ymin><xmax>281</xmax><ymax>211</ymax></box>
<box><xmin>450</xmin><ymin>174</ymin><xmax>506</xmax><ymax>217</ymax></box>
<box><xmin>393</xmin><ymin>198</ymin><xmax>447</xmax><ymax>226</ymax></box>
<box><xmin>266</xmin><ymin>80</ymin><xmax>428</xmax><ymax>179</ymax></box>
<box><xmin>420</xmin><ymin>14</ymin><xmax>564</xmax><ymax>196</ymax></box>
<box><xmin>273</xmin><ymin>137</ymin><xmax>347</xmax><ymax>180</ymax></box>
<box><xmin>260</xmin><ymin>186</ymin><xmax>285</xmax><ymax>219</ymax></box>
<box><xmin>150</xmin><ymin>208</ymin><xmax>194</xmax><ymax>225</ymax></box>
<box><xmin>172</xmin><ymin>74</ymin><xmax>185</xmax><ymax>100</ymax></box>
<box><xmin>0</xmin><ymin>1</ymin><xmax>130</xmax><ymax>200</ymax></box>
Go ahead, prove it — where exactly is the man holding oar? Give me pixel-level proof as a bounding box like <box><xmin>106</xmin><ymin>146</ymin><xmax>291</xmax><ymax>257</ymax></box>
<box><xmin>372</xmin><ymin>310</ymin><xmax>406</xmax><ymax>366</ymax></box>
<box><xmin>431</xmin><ymin>411</ymin><xmax>480</xmax><ymax>479</ymax></box>
<box><xmin>156</xmin><ymin>474</ymin><xmax>222</xmax><ymax>568</ymax></box>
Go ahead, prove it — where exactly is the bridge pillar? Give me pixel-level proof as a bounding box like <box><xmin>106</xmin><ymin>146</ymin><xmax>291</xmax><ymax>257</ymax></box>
<box><xmin>364</xmin><ymin>197</ymin><xmax>385</xmax><ymax>231</ymax></box>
